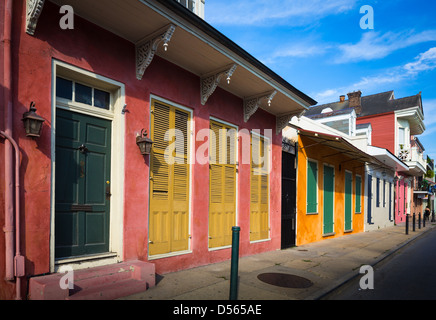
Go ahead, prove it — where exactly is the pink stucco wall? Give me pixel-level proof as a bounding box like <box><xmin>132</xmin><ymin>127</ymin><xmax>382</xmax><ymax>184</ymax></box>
<box><xmin>395</xmin><ymin>178</ymin><xmax>408</xmax><ymax>224</ymax></box>
<box><xmin>0</xmin><ymin>1</ymin><xmax>283</xmax><ymax>298</ymax></box>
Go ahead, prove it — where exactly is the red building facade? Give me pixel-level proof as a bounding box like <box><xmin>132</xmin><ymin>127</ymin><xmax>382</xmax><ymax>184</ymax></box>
<box><xmin>0</xmin><ymin>1</ymin><xmax>315</xmax><ymax>299</ymax></box>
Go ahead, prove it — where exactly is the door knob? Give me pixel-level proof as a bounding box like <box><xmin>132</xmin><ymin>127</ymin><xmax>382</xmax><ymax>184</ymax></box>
<box><xmin>78</xmin><ymin>144</ymin><xmax>88</xmax><ymax>154</ymax></box>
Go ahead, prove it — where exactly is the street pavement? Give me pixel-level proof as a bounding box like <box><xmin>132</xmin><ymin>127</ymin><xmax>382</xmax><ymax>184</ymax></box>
<box><xmin>121</xmin><ymin>221</ymin><xmax>436</xmax><ymax>300</ymax></box>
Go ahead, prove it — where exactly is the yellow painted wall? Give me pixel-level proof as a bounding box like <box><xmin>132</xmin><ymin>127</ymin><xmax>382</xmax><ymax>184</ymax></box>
<box><xmin>296</xmin><ymin>135</ymin><xmax>365</xmax><ymax>246</ymax></box>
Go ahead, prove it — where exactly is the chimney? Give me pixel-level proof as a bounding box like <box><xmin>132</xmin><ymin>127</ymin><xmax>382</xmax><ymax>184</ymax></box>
<box><xmin>347</xmin><ymin>91</ymin><xmax>362</xmax><ymax>115</ymax></box>
<box><xmin>339</xmin><ymin>95</ymin><xmax>345</xmax><ymax>102</ymax></box>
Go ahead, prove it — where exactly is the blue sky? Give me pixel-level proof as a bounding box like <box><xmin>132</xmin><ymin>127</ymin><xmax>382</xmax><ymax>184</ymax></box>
<box><xmin>205</xmin><ymin>0</ymin><xmax>436</xmax><ymax>159</ymax></box>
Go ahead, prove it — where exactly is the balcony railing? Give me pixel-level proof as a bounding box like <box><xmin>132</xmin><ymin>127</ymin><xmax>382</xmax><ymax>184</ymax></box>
<box><xmin>398</xmin><ymin>145</ymin><xmax>427</xmax><ymax>173</ymax></box>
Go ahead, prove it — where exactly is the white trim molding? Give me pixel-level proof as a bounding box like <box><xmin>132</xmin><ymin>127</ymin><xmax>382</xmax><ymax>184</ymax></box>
<box><xmin>50</xmin><ymin>60</ymin><xmax>126</xmax><ymax>272</ymax></box>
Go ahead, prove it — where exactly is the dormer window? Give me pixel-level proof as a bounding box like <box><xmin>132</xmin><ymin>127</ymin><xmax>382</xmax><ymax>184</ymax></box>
<box><xmin>175</xmin><ymin>0</ymin><xmax>195</xmax><ymax>13</ymax></box>
<box><xmin>174</xmin><ymin>0</ymin><xmax>205</xmax><ymax>19</ymax></box>
<box><xmin>321</xmin><ymin>107</ymin><xmax>333</xmax><ymax>114</ymax></box>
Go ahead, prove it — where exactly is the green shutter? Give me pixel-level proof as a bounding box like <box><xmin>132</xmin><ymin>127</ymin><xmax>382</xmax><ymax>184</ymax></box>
<box><xmin>323</xmin><ymin>165</ymin><xmax>334</xmax><ymax>234</ymax></box>
<box><xmin>307</xmin><ymin>160</ymin><xmax>318</xmax><ymax>213</ymax></box>
<box><xmin>355</xmin><ymin>175</ymin><xmax>362</xmax><ymax>213</ymax></box>
<box><xmin>345</xmin><ymin>172</ymin><xmax>352</xmax><ymax>231</ymax></box>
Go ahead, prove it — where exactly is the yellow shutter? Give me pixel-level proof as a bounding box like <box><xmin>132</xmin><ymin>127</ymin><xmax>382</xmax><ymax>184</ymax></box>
<box><xmin>250</xmin><ymin>134</ymin><xmax>269</xmax><ymax>241</ymax></box>
<box><xmin>171</xmin><ymin>109</ymin><xmax>190</xmax><ymax>252</ymax></box>
<box><xmin>149</xmin><ymin>100</ymin><xmax>190</xmax><ymax>256</ymax></box>
<box><xmin>209</xmin><ymin>120</ymin><xmax>237</xmax><ymax>248</ymax></box>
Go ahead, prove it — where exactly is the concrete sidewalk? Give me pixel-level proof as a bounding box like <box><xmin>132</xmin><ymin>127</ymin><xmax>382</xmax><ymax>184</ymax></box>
<box><xmin>121</xmin><ymin>222</ymin><xmax>436</xmax><ymax>300</ymax></box>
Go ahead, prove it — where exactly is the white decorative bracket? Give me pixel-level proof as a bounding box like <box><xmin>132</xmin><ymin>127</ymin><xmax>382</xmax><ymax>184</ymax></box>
<box><xmin>243</xmin><ymin>90</ymin><xmax>277</xmax><ymax>123</ymax></box>
<box><xmin>26</xmin><ymin>0</ymin><xmax>45</xmax><ymax>35</ymax></box>
<box><xmin>136</xmin><ymin>24</ymin><xmax>176</xmax><ymax>80</ymax></box>
<box><xmin>200</xmin><ymin>64</ymin><xmax>237</xmax><ymax>105</ymax></box>
<box><xmin>276</xmin><ymin>110</ymin><xmax>305</xmax><ymax>135</ymax></box>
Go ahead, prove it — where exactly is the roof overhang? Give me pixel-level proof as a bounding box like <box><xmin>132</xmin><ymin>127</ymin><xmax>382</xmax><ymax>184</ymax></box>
<box><xmin>46</xmin><ymin>0</ymin><xmax>315</xmax><ymax>124</ymax></box>
<box><xmin>404</xmin><ymin>160</ymin><xmax>426</xmax><ymax>176</ymax></box>
<box><xmin>413</xmin><ymin>190</ymin><xmax>431</xmax><ymax>199</ymax></box>
<box><xmin>395</xmin><ymin>107</ymin><xmax>425</xmax><ymax>135</ymax></box>
<box><xmin>367</xmin><ymin>145</ymin><xmax>409</xmax><ymax>173</ymax></box>
<box><xmin>297</xmin><ymin>128</ymin><xmax>385</xmax><ymax>167</ymax></box>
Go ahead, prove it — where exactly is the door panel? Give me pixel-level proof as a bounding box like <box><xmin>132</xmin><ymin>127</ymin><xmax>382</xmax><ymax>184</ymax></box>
<box><xmin>85</xmin><ymin>152</ymin><xmax>107</xmax><ymax>204</ymax></box>
<box><xmin>323</xmin><ymin>165</ymin><xmax>334</xmax><ymax>234</ymax></box>
<box><xmin>85</xmin><ymin>211</ymin><xmax>106</xmax><ymax>244</ymax></box>
<box><xmin>55</xmin><ymin>109</ymin><xmax>111</xmax><ymax>259</ymax></box>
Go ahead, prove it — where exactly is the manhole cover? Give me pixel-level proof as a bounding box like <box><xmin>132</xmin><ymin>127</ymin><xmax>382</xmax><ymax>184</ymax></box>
<box><xmin>257</xmin><ymin>273</ymin><xmax>313</xmax><ymax>288</ymax></box>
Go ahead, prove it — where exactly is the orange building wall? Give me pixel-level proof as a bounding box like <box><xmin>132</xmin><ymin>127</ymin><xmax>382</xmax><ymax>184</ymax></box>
<box><xmin>296</xmin><ymin>135</ymin><xmax>365</xmax><ymax>246</ymax></box>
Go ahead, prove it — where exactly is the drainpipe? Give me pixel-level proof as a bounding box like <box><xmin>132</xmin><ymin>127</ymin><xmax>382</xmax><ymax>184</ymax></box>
<box><xmin>2</xmin><ymin>0</ymin><xmax>25</xmax><ymax>301</ymax></box>
<box><xmin>0</xmin><ymin>131</ymin><xmax>23</xmax><ymax>300</ymax></box>
<box><xmin>3</xmin><ymin>0</ymin><xmax>14</xmax><ymax>283</ymax></box>
<box><xmin>2</xmin><ymin>0</ymin><xmax>24</xmax><ymax>301</ymax></box>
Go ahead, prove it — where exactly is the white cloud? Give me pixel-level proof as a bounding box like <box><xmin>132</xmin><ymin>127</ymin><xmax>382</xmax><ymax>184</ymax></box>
<box><xmin>266</xmin><ymin>30</ymin><xmax>436</xmax><ymax>66</ymax></box>
<box><xmin>313</xmin><ymin>47</ymin><xmax>436</xmax><ymax>104</ymax></box>
<box><xmin>313</xmin><ymin>72</ymin><xmax>406</xmax><ymax>104</ymax></box>
<box><xmin>269</xmin><ymin>42</ymin><xmax>331</xmax><ymax>60</ymax></box>
<box><xmin>314</xmin><ymin>89</ymin><xmax>341</xmax><ymax>102</ymax></box>
<box><xmin>404</xmin><ymin>47</ymin><xmax>436</xmax><ymax>74</ymax></box>
<box><xmin>335</xmin><ymin>30</ymin><xmax>436</xmax><ymax>63</ymax></box>
<box><xmin>206</xmin><ymin>0</ymin><xmax>357</xmax><ymax>26</ymax></box>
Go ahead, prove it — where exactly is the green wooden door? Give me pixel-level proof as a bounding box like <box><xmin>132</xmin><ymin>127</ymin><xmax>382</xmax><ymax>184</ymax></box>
<box><xmin>345</xmin><ymin>172</ymin><xmax>352</xmax><ymax>231</ymax></box>
<box><xmin>55</xmin><ymin>109</ymin><xmax>111</xmax><ymax>259</ymax></box>
<box><xmin>323</xmin><ymin>165</ymin><xmax>334</xmax><ymax>235</ymax></box>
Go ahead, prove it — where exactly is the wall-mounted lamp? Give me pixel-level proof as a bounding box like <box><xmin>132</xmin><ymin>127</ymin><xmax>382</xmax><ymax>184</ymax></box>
<box><xmin>136</xmin><ymin>129</ymin><xmax>153</xmax><ymax>155</ymax></box>
<box><xmin>22</xmin><ymin>102</ymin><xmax>45</xmax><ymax>138</ymax></box>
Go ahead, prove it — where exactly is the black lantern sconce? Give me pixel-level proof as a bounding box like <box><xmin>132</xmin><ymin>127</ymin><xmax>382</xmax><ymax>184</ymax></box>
<box><xmin>22</xmin><ymin>102</ymin><xmax>45</xmax><ymax>138</ymax></box>
<box><xmin>136</xmin><ymin>129</ymin><xmax>153</xmax><ymax>155</ymax></box>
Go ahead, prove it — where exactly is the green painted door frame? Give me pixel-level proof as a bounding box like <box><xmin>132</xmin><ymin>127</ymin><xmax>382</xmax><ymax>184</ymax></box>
<box><xmin>55</xmin><ymin>109</ymin><xmax>112</xmax><ymax>259</ymax></box>
<box><xmin>323</xmin><ymin>165</ymin><xmax>334</xmax><ymax>235</ymax></box>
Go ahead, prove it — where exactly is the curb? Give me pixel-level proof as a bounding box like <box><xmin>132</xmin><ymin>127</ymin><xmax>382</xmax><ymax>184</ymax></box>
<box><xmin>309</xmin><ymin>224</ymin><xmax>436</xmax><ymax>300</ymax></box>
